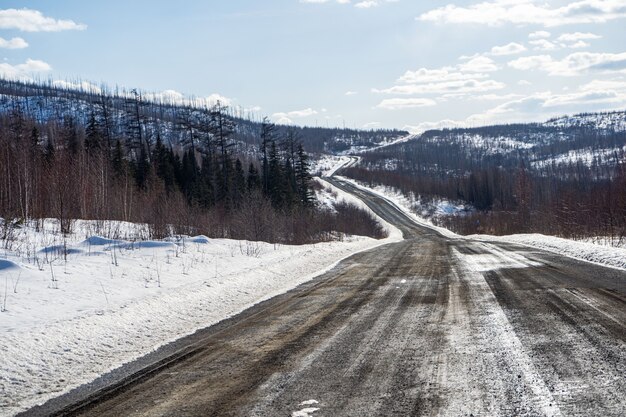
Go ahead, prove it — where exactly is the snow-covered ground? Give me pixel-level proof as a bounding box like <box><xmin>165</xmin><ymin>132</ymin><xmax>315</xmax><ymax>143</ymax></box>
<box><xmin>0</xmin><ymin>186</ymin><xmax>402</xmax><ymax>416</ymax></box>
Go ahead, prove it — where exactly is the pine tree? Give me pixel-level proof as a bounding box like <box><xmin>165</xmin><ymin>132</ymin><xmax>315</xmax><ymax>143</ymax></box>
<box><xmin>268</xmin><ymin>141</ymin><xmax>283</xmax><ymax>208</ymax></box>
<box><xmin>232</xmin><ymin>158</ymin><xmax>246</xmax><ymax>207</ymax></box>
<box><xmin>295</xmin><ymin>144</ymin><xmax>313</xmax><ymax>207</ymax></box>
<box><xmin>112</xmin><ymin>140</ymin><xmax>126</xmax><ymax>177</ymax></box>
<box><xmin>85</xmin><ymin>112</ymin><xmax>103</xmax><ymax>154</ymax></box>
<box><xmin>247</xmin><ymin>162</ymin><xmax>261</xmax><ymax>192</ymax></box>
<box><xmin>260</xmin><ymin>117</ymin><xmax>275</xmax><ymax>195</ymax></box>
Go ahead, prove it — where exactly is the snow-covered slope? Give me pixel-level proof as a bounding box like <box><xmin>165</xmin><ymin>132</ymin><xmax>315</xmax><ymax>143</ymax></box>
<box><xmin>545</xmin><ymin>110</ymin><xmax>626</xmax><ymax>132</ymax></box>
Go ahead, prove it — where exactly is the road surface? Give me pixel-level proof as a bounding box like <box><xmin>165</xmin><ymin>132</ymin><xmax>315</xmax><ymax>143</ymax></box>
<box><xmin>22</xmin><ymin>176</ymin><xmax>626</xmax><ymax>417</ymax></box>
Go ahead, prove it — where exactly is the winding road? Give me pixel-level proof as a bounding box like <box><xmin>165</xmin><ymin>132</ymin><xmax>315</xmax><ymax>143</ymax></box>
<box><xmin>21</xmin><ymin>172</ymin><xmax>626</xmax><ymax>417</ymax></box>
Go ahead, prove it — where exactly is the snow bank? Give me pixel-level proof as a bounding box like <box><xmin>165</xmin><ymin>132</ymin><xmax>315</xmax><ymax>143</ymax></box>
<box><xmin>0</xmin><ymin>205</ymin><xmax>401</xmax><ymax>415</ymax></box>
<box><xmin>471</xmin><ymin>233</ymin><xmax>626</xmax><ymax>271</ymax></box>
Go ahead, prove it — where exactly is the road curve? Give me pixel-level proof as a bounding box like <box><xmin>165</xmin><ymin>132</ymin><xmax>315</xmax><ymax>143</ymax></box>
<box><xmin>21</xmin><ymin>175</ymin><xmax>626</xmax><ymax>417</ymax></box>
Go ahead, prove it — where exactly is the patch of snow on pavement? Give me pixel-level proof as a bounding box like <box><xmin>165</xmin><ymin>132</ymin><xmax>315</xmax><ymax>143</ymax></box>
<box><xmin>291</xmin><ymin>407</ymin><xmax>320</xmax><ymax>417</ymax></box>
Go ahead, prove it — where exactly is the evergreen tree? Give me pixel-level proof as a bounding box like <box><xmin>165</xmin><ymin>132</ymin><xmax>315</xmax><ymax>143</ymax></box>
<box><xmin>268</xmin><ymin>141</ymin><xmax>284</xmax><ymax>208</ymax></box>
<box><xmin>247</xmin><ymin>162</ymin><xmax>261</xmax><ymax>192</ymax></box>
<box><xmin>232</xmin><ymin>158</ymin><xmax>246</xmax><ymax>207</ymax></box>
<box><xmin>152</xmin><ymin>135</ymin><xmax>176</xmax><ymax>192</ymax></box>
<box><xmin>112</xmin><ymin>140</ymin><xmax>126</xmax><ymax>177</ymax></box>
<box><xmin>260</xmin><ymin>117</ymin><xmax>276</xmax><ymax>194</ymax></box>
<box><xmin>295</xmin><ymin>144</ymin><xmax>313</xmax><ymax>206</ymax></box>
<box><xmin>85</xmin><ymin>112</ymin><xmax>103</xmax><ymax>154</ymax></box>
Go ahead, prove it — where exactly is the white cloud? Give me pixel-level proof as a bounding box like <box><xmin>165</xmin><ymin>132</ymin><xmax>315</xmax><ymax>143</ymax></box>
<box><xmin>141</xmin><ymin>90</ymin><xmax>233</xmax><ymax>107</ymax></box>
<box><xmin>508</xmin><ymin>51</ymin><xmax>626</xmax><ymax>76</ymax></box>
<box><xmin>0</xmin><ymin>58</ymin><xmax>51</xmax><ymax>80</ymax></box>
<box><xmin>52</xmin><ymin>80</ymin><xmax>102</xmax><ymax>94</ymax></box>
<box><xmin>403</xmin><ymin>119</ymin><xmax>465</xmax><ymax>134</ymax></box>
<box><xmin>345</xmin><ymin>90</ymin><xmax>358</xmax><ymax>95</ymax></box>
<box><xmin>567</xmin><ymin>40</ymin><xmax>591</xmax><ymax>49</ymax></box>
<box><xmin>374</xmin><ymin>79</ymin><xmax>505</xmax><ymax>95</ymax></box>
<box><xmin>557</xmin><ymin>32</ymin><xmax>602</xmax><ymax>42</ymax></box>
<box><xmin>529</xmin><ymin>30</ymin><xmax>551</xmax><ymax>39</ymax></box>
<box><xmin>272</xmin><ymin>108</ymin><xmax>319</xmax><ymax>124</ymax></box>
<box><xmin>489</xmin><ymin>42</ymin><xmax>527</xmax><ymax>56</ymax></box>
<box><xmin>376</xmin><ymin>97</ymin><xmax>437</xmax><ymax>110</ymax></box>
<box><xmin>355</xmin><ymin>1</ymin><xmax>378</xmax><ymax>7</ymax></box>
<box><xmin>458</xmin><ymin>56</ymin><xmax>498</xmax><ymax>72</ymax></box>
<box><xmin>0</xmin><ymin>36</ymin><xmax>28</xmax><ymax>49</ymax></box>
<box><xmin>475</xmin><ymin>93</ymin><xmax>524</xmax><ymax>101</ymax></box>
<box><xmin>398</xmin><ymin>67</ymin><xmax>486</xmax><ymax>83</ymax></box>
<box><xmin>529</xmin><ymin>39</ymin><xmax>558</xmax><ymax>51</ymax></box>
<box><xmin>0</xmin><ymin>8</ymin><xmax>86</xmax><ymax>32</ymax></box>
<box><xmin>363</xmin><ymin>121</ymin><xmax>381</xmax><ymax>128</ymax></box>
<box><xmin>418</xmin><ymin>0</ymin><xmax>626</xmax><ymax>27</ymax></box>
<box><xmin>518</xmin><ymin>79</ymin><xmax>532</xmax><ymax>86</ymax></box>
<box><xmin>300</xmin><ymin>0</ymin><xmax>397</xmax><ymax>7</ymax></box>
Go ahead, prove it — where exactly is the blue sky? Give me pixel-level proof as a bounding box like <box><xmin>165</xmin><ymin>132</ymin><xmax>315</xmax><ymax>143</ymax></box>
<box><xmin>1</xmin><ymin>1</ymin><xmax>626</xmax><ymax>131</ymax></box>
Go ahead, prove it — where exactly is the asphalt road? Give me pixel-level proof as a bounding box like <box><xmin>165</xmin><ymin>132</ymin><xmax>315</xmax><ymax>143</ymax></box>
<box><xmin>22</xmin><ymin>177</ymin><xmax>626</xmax><ymax>417</ymax></box>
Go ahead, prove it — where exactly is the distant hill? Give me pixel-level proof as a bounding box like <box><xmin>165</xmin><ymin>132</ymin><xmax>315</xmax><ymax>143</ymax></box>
<box><xmin>0</xmin><ymin>78</ymin><xmax>408</xmax><ymax>155</ymax></box>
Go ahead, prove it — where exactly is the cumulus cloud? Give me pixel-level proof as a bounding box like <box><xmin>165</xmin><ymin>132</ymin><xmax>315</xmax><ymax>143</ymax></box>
<box><xmin>0</xmin><ymin>36</ymin><xmax>28</xmax><ymax>49</ymax></box>
<box><xmin>489</xmin><ymin>42</ymin><xmax>527</xmax><ymax>56</ymax></box>
<box><xmin>458</xmin><ymin>56</ymin><xmax>499</xmax><ymax>72</ymax></box>
<box><xmin>374</xmin><ymin>79</ymin><xmax>505</xmax><ymax>95</ymax></box>
<box><xmin>508</xmin><ymin>51</ymin><xmax>626</xmax><ymax>76</ymax></box>
<box><xmin>141</xmin><ymin>90</ymin><xmax>233</xmax><ymax>107</ymax></box>
<box><xmin>376</xmin><ymin>98</ymin><xmax>437</xmax><ymax>110</ymax></box>
<box><xmin>529</xmin><ymin>30</ymin><xmax>551</xmax><ymax>39</ymax></box>
<box><xmin>300</xmin><ymin>0</ymin><xmax>396</xmax><ymax>7</ymax></box>
<box><xmin>52</xmin><ymin>80</ymin><xmax>102</xmax><ymax>94</ymax></box>
<box><xmin>272</xmin><ymin>108</ymin><xmax>319</xmax><ymax>124</ymax></box>
<box><xmin>374</xmin><ymin>55</ymin><xmax>505</xmax><ymax>108</ymax></box>
<box><xmin>0</xmin><ymin>58</ymin><xmax>51</xmax><ymax>80</ymax></box>
<box><xmin>403</xmin><ymin>119</ymin><xmax>465</xmax><ymax>134</ymax></box>
<box><xmin>529</xmin><ymin>39</ymin><xmax>558</xmax><ymax>51</ymax></box>
<box><xmin>418</xmin><ymin>0</ymin><xmax>626</xmax><ymax>27</ymax></box>
<box><xmin>0</xmin><ymin>8</ymin><xmax>86</xmax><ymax>32</ymax></box>
<box><xmin>345</xmin><ymin>90</ymin><xmax>358</xmax><ymax>96</ymax></box>
<box><xmin>398</xmin><ymin>67</ymin><xmax>486</xmax><ymax>84</ymax></box>
<box><xmin>557</xmin><ymin>32</ymin><xmax>602</xmax><ymax>42</ymax></box>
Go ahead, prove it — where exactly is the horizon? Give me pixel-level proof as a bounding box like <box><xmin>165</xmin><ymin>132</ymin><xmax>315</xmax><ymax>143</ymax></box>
<box><xmin>1</xmin><ymin>1</ymin><xmax>626</xmax><ymax>132</ymax></box>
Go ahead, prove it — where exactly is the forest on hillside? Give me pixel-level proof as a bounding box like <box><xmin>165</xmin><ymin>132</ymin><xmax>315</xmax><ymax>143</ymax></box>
<box><xmin>0</xmin><ymin>79</ymin><xmax>407</xmax><ymax>155</ymax></box>
<box><xmin>0</xmin><ymin>81</ymin><xmax>387</xmax><ymax>244</ymax></box>
<box><xmin>344</xmin><ymin>122</ymin><xmax>626</xmax><ymax>243</ymax></box>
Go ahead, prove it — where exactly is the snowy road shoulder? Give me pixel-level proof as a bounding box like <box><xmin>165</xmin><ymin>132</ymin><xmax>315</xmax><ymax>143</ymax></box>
<box><xmin>0</xmin><ymin>217</ymin><xmax>401</xmax><ymax>416</ymax></box>
<box><xmin>469</xmin><ymin>233</ymin><xmax>626</xmax><ymax>271</ymax></box>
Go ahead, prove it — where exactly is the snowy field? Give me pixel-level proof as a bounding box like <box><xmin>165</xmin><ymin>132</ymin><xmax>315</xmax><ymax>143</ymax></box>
<box><xmin>0</xmin><ymin>186</ymin><xmax>402</xmax><ymax>416</ymax></box>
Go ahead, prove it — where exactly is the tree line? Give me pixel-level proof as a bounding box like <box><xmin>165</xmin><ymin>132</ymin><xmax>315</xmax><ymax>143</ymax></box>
<box><xmin>0</xmin><ymin>87</ymin><xmax>386</xmax><ymax>243</ymax></box>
